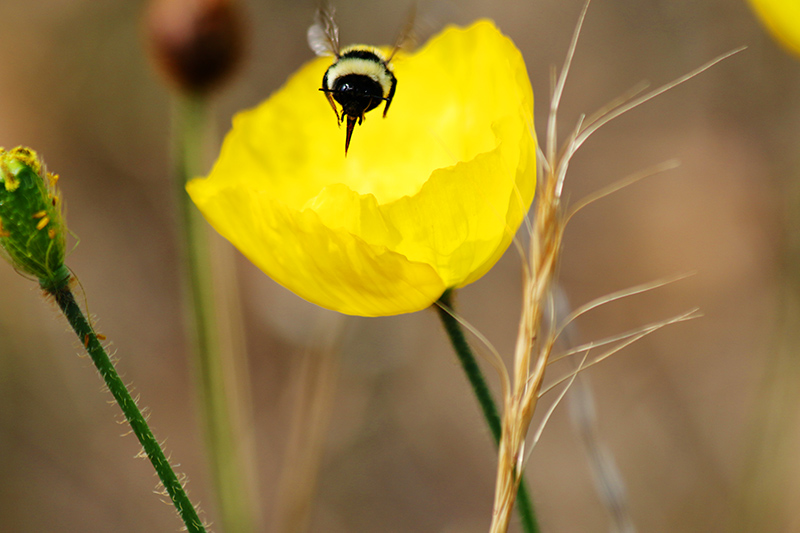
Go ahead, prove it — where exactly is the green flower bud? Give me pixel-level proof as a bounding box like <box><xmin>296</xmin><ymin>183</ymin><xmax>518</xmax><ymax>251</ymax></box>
<box><xmin>0</xmin><ymin>147</ymin><xmax>69</xmax><ymax>291</ymax></box>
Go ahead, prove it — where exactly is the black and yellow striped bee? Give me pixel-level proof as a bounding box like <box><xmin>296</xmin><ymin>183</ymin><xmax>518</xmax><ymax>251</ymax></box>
<box><xmin>308</xmin><ymin>5</ymin><xmax>414</xmax><ymax>155</ymax></box>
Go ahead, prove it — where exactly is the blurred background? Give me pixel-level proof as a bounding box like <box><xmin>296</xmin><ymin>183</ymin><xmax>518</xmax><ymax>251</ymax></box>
<box><xmin>0</xmin><ymin>0</ymin><xmax>794</xmax><ymax>531</ymax></box>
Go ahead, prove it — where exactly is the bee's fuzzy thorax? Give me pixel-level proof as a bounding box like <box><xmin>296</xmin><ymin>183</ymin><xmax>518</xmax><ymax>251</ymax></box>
<box><xmin>325</xmin><ymin>48</ymin><xmax>394</xmax><ymax>98</ymax></box>
<box><xmin>340</xmin><ymin>44</ymin><xmax>387</xmax><ymax>60</ymax></box>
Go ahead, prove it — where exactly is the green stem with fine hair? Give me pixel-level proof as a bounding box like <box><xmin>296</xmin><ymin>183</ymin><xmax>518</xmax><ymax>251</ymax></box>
<box><xmin>48</xmin><ymin>284</ymin><xmax>206</xmax><ymax>533</ymax></box>
<box><xmin>436</xmin><ymin>289</ymin><xmax>539</xmax><ymax>533</ymax></box>
<box><xmin>175</xmin><ymin>93</ymin><xmax>257</xmax><ymax>533</ymax></box>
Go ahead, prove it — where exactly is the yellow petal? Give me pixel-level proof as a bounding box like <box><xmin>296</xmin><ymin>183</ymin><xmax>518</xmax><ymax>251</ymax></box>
<box><xmin>748</xmin><ymin>0</ymin><xmax>800</xmax><ymax>57</ymax></box>
<box><xmin>190</xmin><ymin>182</ymin><xmax>446</xmax><ymax>316</ymax></box>
<box><xmin>188</xmin><ymin>20</ymin><xmax>536</xmax><ymax>316</ymax></box>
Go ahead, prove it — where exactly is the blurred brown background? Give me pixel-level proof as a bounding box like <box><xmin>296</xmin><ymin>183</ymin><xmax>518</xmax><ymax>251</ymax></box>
<box><xmin>0</xmin><ymin>0</ymin><xmax>794</xmax><ymax>531</ymax></box>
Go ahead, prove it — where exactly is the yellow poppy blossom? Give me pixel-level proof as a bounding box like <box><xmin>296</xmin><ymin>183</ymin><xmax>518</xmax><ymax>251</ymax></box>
<box><xmin>748</xmin><ymin>0</ymin><xmax>800</xmax><ymax>57</ymax></box>
<box><xmin>187</xmin><ymin>20</ymin><xmax>536</xmax><ymax>316</ymax></box>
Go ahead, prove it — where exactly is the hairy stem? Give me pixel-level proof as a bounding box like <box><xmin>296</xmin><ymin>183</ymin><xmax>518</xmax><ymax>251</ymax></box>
<box><xmin>50</xmin><ymin>285</ymin><xmax>206</xmax><ymax>533</ymax></box>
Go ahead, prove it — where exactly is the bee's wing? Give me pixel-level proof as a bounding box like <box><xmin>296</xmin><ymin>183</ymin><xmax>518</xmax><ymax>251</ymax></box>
<box><xmin>387</xmin><ymin>5</ymin><xmax>417</xmax><ymax>62</ymax></box>
<box><xmin>308</xmin><ymin>4</ymin><xmax>340</xmax><ymax>58</ymax></box>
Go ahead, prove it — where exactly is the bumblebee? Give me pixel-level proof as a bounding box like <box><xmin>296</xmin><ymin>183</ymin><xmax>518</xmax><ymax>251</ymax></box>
<box><xmin>307</xmin><ymin>5</ymin><xmax>413</xmax><ymax>155</ymax></box>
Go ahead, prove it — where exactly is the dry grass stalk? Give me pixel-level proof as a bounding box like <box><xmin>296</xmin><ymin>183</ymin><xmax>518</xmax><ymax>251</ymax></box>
<box><xmin>489</xmin><ymin>160</ymin><xmax>563</xmax><ymax>533</ymax></box>
<box><xmin>273</xmin><ymin>313</ymin><xmax>345</xmax><ymax>533</ymax></box>
<box><xmin>486</xmin><ymin>2</ymin><xmax>741</xmax><ymax>530</ymax></box>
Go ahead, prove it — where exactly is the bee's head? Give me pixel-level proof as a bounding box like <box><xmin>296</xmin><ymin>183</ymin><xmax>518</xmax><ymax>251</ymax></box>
<box><xmin>328</xmin><ymin>74</ymin><xmax>384</xmax><ymax>111</ymax></box>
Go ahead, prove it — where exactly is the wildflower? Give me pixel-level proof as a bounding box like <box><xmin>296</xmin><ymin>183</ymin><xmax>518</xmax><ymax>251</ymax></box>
<box><xmin>0</xmin><ymin>147</ymin><xmax>69</xmax><ymax>291</ymax></box>
<box><xmin>188</xmin><ymin>20</ymin><xmax>536</xmax><ymax>316</ymax></box>
<box><xmin>747</xmin><ymin>0</ymin><xmax>800</xmax><ymax>57</ymax></box>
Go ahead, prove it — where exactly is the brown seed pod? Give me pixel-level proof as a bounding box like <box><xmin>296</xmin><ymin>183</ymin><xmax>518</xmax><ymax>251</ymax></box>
<box><xmin>145</xmin><ymin>0</ymin><xmax>245</xmax><ymax>95</ymax></box>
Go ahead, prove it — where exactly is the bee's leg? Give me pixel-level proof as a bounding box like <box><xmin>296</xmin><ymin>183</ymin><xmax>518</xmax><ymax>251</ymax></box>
<box><xmin>324</xmin><ymin>91</ymin><xmax>341</xmax><ymax>125</ymax></box>
<box><xmin>383</xmin><ymin>75</ymin><xmax>397</xmax><ymax>117</ymax></box>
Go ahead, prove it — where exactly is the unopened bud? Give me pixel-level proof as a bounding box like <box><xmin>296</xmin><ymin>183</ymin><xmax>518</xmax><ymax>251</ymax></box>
<box><xmin>146</xmin><ymin>0</ymin><xmax>244</xmax><ymax>95</ymax></box>
<box><xmin>0</xmin><ymin>147</ymin><xmax>69</xmax><ymax>291</ymax></box>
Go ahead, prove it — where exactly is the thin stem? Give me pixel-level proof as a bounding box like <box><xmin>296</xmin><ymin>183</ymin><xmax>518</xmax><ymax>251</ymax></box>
<box><xmin>49</xmin><ymin>285</ymin><xmax>206</xmax><ymax>533</ymax></box>
<box><xmin>435</xmin><ymin>290</ymin><xmax>540</xmax><ymax>533</ymax></box>
<box><xmin>175</xmin><ymin>93</ymin><xmax>257</xmax><ymax>532</ymax></box>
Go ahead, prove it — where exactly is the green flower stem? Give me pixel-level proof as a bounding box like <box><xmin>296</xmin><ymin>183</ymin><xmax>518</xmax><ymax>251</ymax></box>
<box><xmin>175</xmin><ymin>93</ymin><xmax>257</xmax><ymax>532</ymax></box>
<box><xmin>436</xmin><ymin>289</ymin><xmax>539</xmax><ymax>533</ymax></box>
<box><xmin>49</xmin><ymin>284</ymin><xmax>206</xmax><ymax>533</ymax></box>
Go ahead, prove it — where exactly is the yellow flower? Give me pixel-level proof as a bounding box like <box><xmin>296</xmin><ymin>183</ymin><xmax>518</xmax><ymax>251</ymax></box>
<box><xmin>748</xmin><ymin>0</ymin><xmax>800</xmax><ymax>57</ymax></box>
<box><xmin>187</xmin><ymin>20</ymin><xmax>536</xmax><ymax>316</ymax></box>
